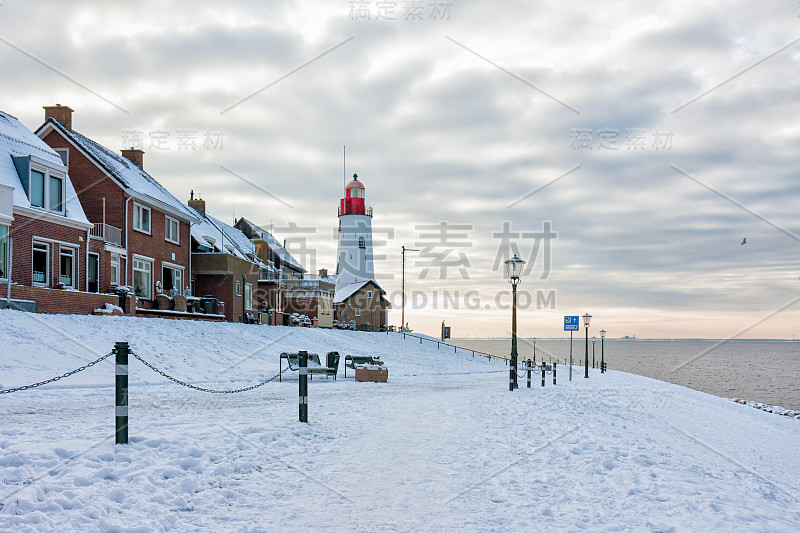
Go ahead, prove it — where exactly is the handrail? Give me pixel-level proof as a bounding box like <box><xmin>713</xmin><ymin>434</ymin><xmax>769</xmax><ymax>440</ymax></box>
<box><xmin>392</xmin><ymin>331</ymin><xmax>499</xmax><ymax>361</ymax></box>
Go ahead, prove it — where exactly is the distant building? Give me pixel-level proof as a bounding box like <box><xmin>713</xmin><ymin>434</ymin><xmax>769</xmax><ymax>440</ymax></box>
<box><xmin>187</xmin><ymin>194</ymin><xmax>270</xmax><ymax>323</ymax></box>
<box><xmin>334</xmin><ymin>280</ymin><xmax>390</xmax><ymax>331</ymax></box>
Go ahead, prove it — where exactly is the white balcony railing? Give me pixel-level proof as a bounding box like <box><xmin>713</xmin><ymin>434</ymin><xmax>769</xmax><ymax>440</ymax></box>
<box><xmin>90</xmin><ymin>223</ymin><xmax>123</xmax><ymax>246</ymax></box>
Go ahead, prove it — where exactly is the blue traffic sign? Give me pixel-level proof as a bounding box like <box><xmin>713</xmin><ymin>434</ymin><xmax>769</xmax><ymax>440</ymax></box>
<box><xmin>564</xmin><ymin>316</ymin><xmax>579</xmax><ymax>331</ymax></box>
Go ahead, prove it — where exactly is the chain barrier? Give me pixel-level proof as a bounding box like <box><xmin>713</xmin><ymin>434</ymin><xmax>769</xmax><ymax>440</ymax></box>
<box><xmin>0</xmin><ymin>352</ymin><xmax>115</xmax><ymax>394</ymax></box>
<box><xmin>130</xmin><ymin>351</ymin><xmax>287</xmax><ymax>393</ymax></box>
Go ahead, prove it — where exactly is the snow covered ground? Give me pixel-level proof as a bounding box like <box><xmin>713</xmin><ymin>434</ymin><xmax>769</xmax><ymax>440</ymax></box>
<box><xmin>1</xmin><ymin>310</ymin><xmax>799</xmax><ymax>532</ymax></box>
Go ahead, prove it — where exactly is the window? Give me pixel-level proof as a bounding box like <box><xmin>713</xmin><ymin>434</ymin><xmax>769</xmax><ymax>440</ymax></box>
<box><xmin>162</xmin><ymin>265</ymin><xmax>183</xmax><ymax>295</ymax></box>
<box><xmin>110</xmin><ymin>253</ymin><xmax>120</xmax><ymax>285</ymax></box>
<box><xmin>367</xmin><ymin>290</ymin><xmax>373</xmax><ymax>298</ymax></box>
<box><xmin>0</xmin><ymin>225</ymin><xmax>8</xmax><ymax>280</ymax></box>
<box><xmin>30</xmin><ymin>170</ymin><xmax>44</xmax><ymax>208</ymax></box>
<box><xmin>133</xmin><ymin>257</ymin><xmax>153</xmax><ymax>299</ymax></box>
<box><xmin>358</xmin><ymin>236</ymin><xmax>366</xmax><ymax>249</ymax></box>
<box><xmin>28</xmin><ymin>168</ymin><xmax>64</xmax><ymax>213</ymax></box>
<box><xmin>235</xmin><ymin>280</ymin><xmax>241</xmax><ymax>296</ymax></box>
<box><xmin>54</xmin><ymin>148</ymin><xmax>68</xmax><ymax>168</ymax></box>
<box><xmin>32</xmin><ymin>242</ymin><xmax>48</xmax><ymax>285</ymax></box>
<box><xmin>133</xmin><ymin>203</ymin><xmax>151</xmax><ymax>234</ymax></box>
<box><xmin>354</xmin><ymin>308</ymin><xmax>361</xmax><ymax>317</ymax></box>
<box><xmin>244</xmin><ymin>283</ymin><xmax>253</xmax><ymax>310</ymax></box>
<box><xmin>49</xmin><ymin>175</ymin><xmax>63</xmax><ymax>213</ymax></box>
<box><xmin>59</xmin><ymin>247</ymin><xmax>75</xmax><ymax>288</ymax></box>
<box><xmin>88</xmin><ymin>253</ymin><xmax>99</xmax><ymax>293</ymax></box>
<box><xmin>165</xmin><ymin>216</ymin><xmax>179</xmax><ymax>244</ymax></box>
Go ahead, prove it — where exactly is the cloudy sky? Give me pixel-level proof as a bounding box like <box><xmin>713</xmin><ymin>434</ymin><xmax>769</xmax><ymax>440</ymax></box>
<box><xmin>2</xmin><ymin>1</ymin><xmax>799</xmax><ymax>338</ymax></box>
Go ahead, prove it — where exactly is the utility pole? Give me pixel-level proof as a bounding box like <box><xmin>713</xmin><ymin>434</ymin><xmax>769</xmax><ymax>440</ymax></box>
<box><xmin>401</xmin><ymin>246</ymin><xmax>418</xmax><ymax>331</ymax></box>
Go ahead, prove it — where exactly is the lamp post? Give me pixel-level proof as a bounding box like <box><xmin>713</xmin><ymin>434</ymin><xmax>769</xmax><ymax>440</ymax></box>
<box><xmin>582</xmin><ymin>313</ymin><xmax>591</xmax><ymax>378</ymax></box>
<box><xmin>600</xmin><ymin>329</ymin><xmax>606</xmax><ymax>373</ymax></box>
<box><xmin>592</xmin><ymin>336</ymin><xmax>596</xmax><ymax>368</ymax></box>
<box><xmin>533</xmin><ymin>337</ymin><xmax>536</xmax><ymax>365</ymax></box>
<box><xmin>505</xmin><ymin>254</ymin><xmax>526</xmax><ymax>391</ymax></box>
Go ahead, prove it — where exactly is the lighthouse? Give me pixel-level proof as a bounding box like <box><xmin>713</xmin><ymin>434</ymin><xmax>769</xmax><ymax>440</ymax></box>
<box><xmin>335</xmin><ymin>173</ymin><xmax>374</xmax><ymax>291</ymax></box>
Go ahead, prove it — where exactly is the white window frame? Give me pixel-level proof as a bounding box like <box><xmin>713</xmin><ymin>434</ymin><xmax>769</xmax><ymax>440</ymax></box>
<box><xmin>244</xmin><ymin>282</ymin><xmax>253</xmax><ymax>310</ymax></box>
<box><xmin>59</xmin><ymin>246</ymin><xmax>76</xmax><ymax>288</ymax></box>
<box><xmin>110</xmin><ymin>253</ymin><xmax>120</xmax><ymax>286</ymax></box>
<box><xmin>0</xmin><ymin>224</ymin><xmax>8</xmax><ymax>281</ymax></box>
<box><xmin>32</xmin><ymin>241</ymin><xmax>49</xmax><ymax>286</ymax></box>
<box><xmin>235</xmin><ymin>279</ymin><xmax>241</xmax><ymax>296</ymax></box>
<box><xmin>132</xmin><ymin>202</ymin><xmax>151</xmax><ymax>235</ymax></box>
<box><xmin>164</xmin><ymin>215</ymin><xmax>180</xmax><ymax>245</ymax></box>
<box><xmin>367</xmin><ymin>290</ymin><xmax>373</xmax><ymax>298</ymax></box>
<box><xmin>87</xmin><ymin>252</ymin><xmax>100</xmax><ymax>293</ymax></box>
<box><xmin>54</xmin><ymin>148</ymin><xmax>69</xmax><ymax>168</ymax></box>
<box><xmin>354</xmin><ymin>308</ymin><xmax>360</xmax><ymax>317</ymax></box>
<box><xmin>162</xmin><ymin>262</ymin><xmax>184</xmax><ymax>295</ymax></box>
<box><xmin>29</xmin><ymin>165</ymin><xmax>65</xmax><ymax>214</ymax></box>
<box><xmin>133</xmin><ymin>256</ymin><xmax>153</xmax><ymax>300</ymax></box>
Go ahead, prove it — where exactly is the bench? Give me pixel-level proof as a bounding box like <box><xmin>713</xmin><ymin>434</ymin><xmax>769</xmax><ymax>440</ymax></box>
<box><xmin>343</xmin><ymin>355</ymin><xmax>383</xmax><ymax>378</ymax></box>
<box><xmin>280</xmin><ymin>352</ymin><xmax>339</xmax><ymax>381</ymax></box>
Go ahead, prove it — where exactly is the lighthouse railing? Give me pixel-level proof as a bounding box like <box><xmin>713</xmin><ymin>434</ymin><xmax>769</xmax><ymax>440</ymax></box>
<box><xmin>337</xmin><ymin>205</ymin><xmax>373</xmax><ymax>217</ymax></box>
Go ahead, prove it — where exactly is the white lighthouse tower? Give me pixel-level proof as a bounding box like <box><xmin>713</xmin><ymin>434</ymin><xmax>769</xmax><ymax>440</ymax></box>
<box><xmin>336</xmin><ymin>173</ymin><xmax>374</xmax><ymax>291</ymax></box>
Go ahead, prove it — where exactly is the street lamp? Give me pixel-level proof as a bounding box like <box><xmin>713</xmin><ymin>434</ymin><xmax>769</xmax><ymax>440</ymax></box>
<box><xmin>505</xmin><ymin>254</ymin><xmax>526</xmax><ymax>391</ymax></box>
<box><xmin>600</xmin><ymin>329</ymin><xmax>606</xmax><ymax>373</ymax></box>
<box><xmin>582</xmin><ymin>313</ymin><xmax>591</xmax><ymax>378</ymax></box>
<box><xmin>533</xmin><ymin>337</ymin><xmax>536</xmax><ymax>365</ymax></box>
<box><xmin>592</xmin><ymin>336</ymin><xmax>596</xmax><ymax>368</ymax></box>
<box><xmin>401</xmin><ymin>246</ymin><xmax>419</xmax><ymax>331</ymax></box>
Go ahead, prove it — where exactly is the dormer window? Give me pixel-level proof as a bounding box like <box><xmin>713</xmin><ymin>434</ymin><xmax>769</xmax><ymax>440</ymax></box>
<box><xmin>12</xmin><ymin>156</ymin><xmax>66</xmax><ymax>214</ymax></box>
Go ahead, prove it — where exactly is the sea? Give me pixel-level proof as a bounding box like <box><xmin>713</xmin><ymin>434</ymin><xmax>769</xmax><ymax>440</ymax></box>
<box><xmin>449</xmin><ymin>338</ymin><xmax>800</xmax><ymax>411</ymax></box>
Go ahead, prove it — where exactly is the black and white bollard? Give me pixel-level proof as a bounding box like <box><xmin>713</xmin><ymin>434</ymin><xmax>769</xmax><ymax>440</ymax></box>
<box><xmin>526</xmin><ymin>359</ymin><xmax>532</xmax><ymax>388</ymax></box>
<box><xmin>115</xmin><ymin>341</ymin><xmax>129</xmax><ymax>444</ymax></box>
<box><xmin>541</xmin><ymin>364</ymin><xmax>545</xmax><ymax>387</ymax></box>
<box><xmin>553</xmin><ymin>362</ymin><xmax>557</xmax><ymax>385</ymax></box>
<box><xmin>299</xmin><ymin>351</ymin><xmax>308</xmax><ymax>423</ymax></box>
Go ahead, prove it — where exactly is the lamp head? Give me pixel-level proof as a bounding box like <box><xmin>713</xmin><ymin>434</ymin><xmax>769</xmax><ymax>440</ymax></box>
<box><xmin>582</xmin><ymin>313</ymin><xmax>592</xmax><ymax>327</ymax></box>
<box><xmin>600</xmin><ymin>329</ymin><xmax>606</xmax><ymax>338</ymax></box>
<box><xmin>504</xmin><ymin>254</ymin><xmax>526</xmax><ymax>282</ymax></box>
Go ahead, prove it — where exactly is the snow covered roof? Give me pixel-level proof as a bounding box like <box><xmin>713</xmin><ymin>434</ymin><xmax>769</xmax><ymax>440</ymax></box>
<box><xmin>188</xmin><ymin>206</ymin><xmax>272</xmax><ymax>270</ymax></box>
<box><xmin>333</xmin><ymin>279</ymin><xmax>386</xmax><ymax>304</ymax></box>
<box><xmin>0</xmin><ymin>110</ymin><xmax>90</xmax><ymax>226</ymax></box>
<box><xmin>236</xmin><ymin>217</ymin><xmax>306</xmax><ymax>272</ymax></box>
<box><xmin>39</xmin><ymin>118</ymin><xmax>198</xmax><ymax>222</ymax></box>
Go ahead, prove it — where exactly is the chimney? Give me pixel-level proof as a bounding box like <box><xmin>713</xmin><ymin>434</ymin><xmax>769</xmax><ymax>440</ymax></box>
<box><xmin>188</xmin><ymin>190</ymin><xmax>206</xmax><ymax>217</ymax></box>
<box><xmin>43</xmin><ymin>104</ymin><xmax>74</xmax><ymax>131</ymax></box>
<box><xmin>121</xmin><ymin>147</ymin><xmax>144</xmax><ymax>170</ymax></box>
<box><xmin>319</xmin><ymin>268</ymin><xmax>328</xmax><ymax>278</ymax></box>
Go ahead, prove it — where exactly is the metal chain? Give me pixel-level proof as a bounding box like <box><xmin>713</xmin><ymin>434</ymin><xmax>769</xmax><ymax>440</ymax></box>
<box><xmin>0</xmin><ymin>352</ymin><xmax>114</xmax><ymax>394</ymax></box>
<box><xmin>131</xmin><ymin>351</ymin><xmax>287</xmax><ymax>393</ymax></box>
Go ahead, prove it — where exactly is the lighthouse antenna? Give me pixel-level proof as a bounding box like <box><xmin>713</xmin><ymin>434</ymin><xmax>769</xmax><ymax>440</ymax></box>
<box><xmin>343</xmin><ymin>145</ymin><xmax>346</xmax><ymax>194</ymax></box>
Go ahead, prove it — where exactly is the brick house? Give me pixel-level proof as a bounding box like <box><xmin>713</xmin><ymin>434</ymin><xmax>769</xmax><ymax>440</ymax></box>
<box><xmin>36</xmin><ymin>105</ymin><xmax>200</xmax><ymax>312</ymax></box>
<box><xmin>0</xmin><ymin>109</ymin><xmax>118</xmax><ymax>314</ymax></box>
<box><xmin>333</xmin><ymin>279</ymin><xmax>391</xmax><ymax>331</ymax></box>
<box><xmin>234</xmin><ymin>218</ymin><xmax>307</xmax><ymax>326</ymax></box>
<box><xmin>186</xmin><ymin>194</ymin><xmax>271</xmax><ymax>323</ymax></box>
<box><xmin>283</xmin><ymin>269</ymin><xmax>336</xmax><ymax>328</ymax></box>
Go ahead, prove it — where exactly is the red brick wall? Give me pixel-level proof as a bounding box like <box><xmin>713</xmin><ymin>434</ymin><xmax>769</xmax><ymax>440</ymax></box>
<box><xmin>0</xmin><ymin>283</ymin><xmax>118</xmax><ymax>315</ymax></box>
<box><xmin>40</xmin><ymin>128</ymin><xmax>192</xmax><ymax>299</ymax></box>
<box><xmin>8</xmin><ymin>214</ymin><xmax>88</xmax><ymax>291</ymax></box>
<box><xmin>40</xmin><ymin>130</ymin><xmax>127</xmax><ymax>231</ymax></box>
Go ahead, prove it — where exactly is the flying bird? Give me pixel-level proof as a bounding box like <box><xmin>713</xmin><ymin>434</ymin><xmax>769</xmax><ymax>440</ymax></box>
<box><xmin>740</xmin><ymin>237</ymin><xmax>747</xmax><ymax>245</ymax></box>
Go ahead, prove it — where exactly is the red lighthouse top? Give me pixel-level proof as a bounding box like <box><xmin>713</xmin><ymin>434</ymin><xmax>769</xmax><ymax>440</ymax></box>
<box><xmin>339</xmin><ymin>173</ymin><xmax>372</xmax><ymax>216</ymax></box>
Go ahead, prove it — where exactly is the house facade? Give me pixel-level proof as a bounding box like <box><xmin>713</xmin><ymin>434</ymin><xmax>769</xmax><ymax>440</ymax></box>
<box><xmin>187</xmin><ymin>195</ymin><xmax>266</xmax><ymax>323</ymax></box>
<box><xmin>36</xmin><ymin>105</ymin><xmax>199</xmax><ymax>312</ymax></box>
<box><xmin>0</xmin><ymin>109</ymin><xmax>118</xmax><ymax>314</ymax></box>
<box><xmin>334</xmin><ymin>279</ymin><xmax>391</xmax><ymax>331</ymax></box>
